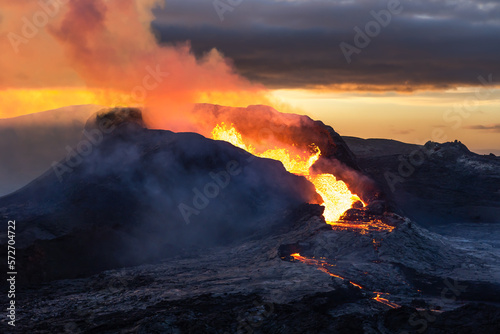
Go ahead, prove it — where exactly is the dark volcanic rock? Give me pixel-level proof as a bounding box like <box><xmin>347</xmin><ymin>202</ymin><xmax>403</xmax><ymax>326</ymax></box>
<box><xmin>342</xmin><ymin>136</ymin><xmax>422</xmax><ymax>159</ymax></box>
<box><xmin>6</xmin><ymin>249</ymin><xmax>500</xmax><ymax>334</ymax></box>
<box><xmin>343</xmin><ymin>138</ymin><xmax>500</xmax><ymax>226</ymax></box>
<box><xmin>12</xmin><ymin>296</ymin><xmax>494</xmax><ymax>334</ymax></box>
<box><xmin>0</xmin><ymin>108</ymin><xmax>320</xmax><ymax>283</ymax></box>
<box><xmin>84</xmin><ymin>107</ymin><xmax>145</xmax><ymax>131</ymax></box>
<box><xmin>2</xmin><ymin>199</ymin><xmax>499</xmax><ymax>333</ymax></box>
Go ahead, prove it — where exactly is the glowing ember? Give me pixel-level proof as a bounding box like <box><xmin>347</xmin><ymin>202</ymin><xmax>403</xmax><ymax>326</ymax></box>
<box><xmin>211</xmin><ymin>123</ymin><xmax>361</xmax><ymax>222</ymax></box>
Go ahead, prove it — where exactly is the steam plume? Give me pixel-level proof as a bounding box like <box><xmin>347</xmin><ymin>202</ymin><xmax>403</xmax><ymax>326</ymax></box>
<box><xmin>0</xmin><ymin>0</ymin><xmax>269</xmax><ymax>119</ymax></box>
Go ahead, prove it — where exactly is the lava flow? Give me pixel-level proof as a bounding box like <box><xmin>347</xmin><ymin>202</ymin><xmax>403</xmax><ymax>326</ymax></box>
<box><xmin>212</xmin><ymin>121</ymin><xmax>403</xmax><ymax>309</ymax></box>
<box><xmin>373</xmin><ymin>292</ymin><xmax>400</xmax><ymax>309</ymax></box>
<box><xmin>211</xmin><ymin>123</ymin><xmax>362</xmax><ymax>223</ymax></box>
<box><xmin>290</xmin><ymin>253</ymin><xmax>400</xmax><ymax>309</ymax></box>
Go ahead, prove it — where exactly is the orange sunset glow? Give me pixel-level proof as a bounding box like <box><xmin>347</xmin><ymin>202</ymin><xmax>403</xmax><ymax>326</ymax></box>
<box><xmin>1</xmin><ymin>0</ymin><xmax>499</xmax><ymax>154</ymax></box>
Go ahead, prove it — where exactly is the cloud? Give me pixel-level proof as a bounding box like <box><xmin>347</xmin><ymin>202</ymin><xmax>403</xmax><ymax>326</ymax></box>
<box><xmin>152</xmin><ymin>0</ymin><xmax>500</xmax><ymax>90</ymax></box>
<box><xmin>465</xmin><ymin>124</ymin><xmax>500</xmax><ymax>132</ymax></box>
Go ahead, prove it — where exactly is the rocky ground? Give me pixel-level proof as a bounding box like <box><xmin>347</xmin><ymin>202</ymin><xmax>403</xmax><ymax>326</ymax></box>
<box><xmin>2</xmin><ymin>204</ymin><xmax>500</xmax><ymax>333</ymax></box>
<box><xmin>343</xmin><ymin>137</ymin><xmax>500</xmax><ymax>226</ymax></box>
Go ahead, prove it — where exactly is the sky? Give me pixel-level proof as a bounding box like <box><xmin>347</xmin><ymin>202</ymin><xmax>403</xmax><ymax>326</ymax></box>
<box><xmin>1</xmin><ymin>0</ymin><xmax>499</xmax><ymax>153</ymax></box>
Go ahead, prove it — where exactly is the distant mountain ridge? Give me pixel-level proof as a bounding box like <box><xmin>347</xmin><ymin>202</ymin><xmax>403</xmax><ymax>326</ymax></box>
<box><xmin>0</xmin><ymin>105</ymin><xmax>103</xmax><ymax>196</ymax></box>
<box><xmin>342</xmin><ymin>136</ymin><xmax>423</xmax><ymax>158</ymax></box>
<box><xmin>343</xmin><ymin>137</ymin><xmax>500</xmax><ymax>226</ymax></box>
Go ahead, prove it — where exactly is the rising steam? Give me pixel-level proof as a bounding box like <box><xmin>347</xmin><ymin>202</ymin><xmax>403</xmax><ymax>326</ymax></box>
<box><xmin>0</xmin><ymin>0</ymin><xmax>271</xmax><ymax>118</ymax></box>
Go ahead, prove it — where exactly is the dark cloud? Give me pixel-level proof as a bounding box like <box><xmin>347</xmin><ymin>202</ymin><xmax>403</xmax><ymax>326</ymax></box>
<box><xmin>151</xmin><ymin>0</ymin><xmax>500</xmax><ymax>90</ymax></box>
<box><xmin>466</xmin><ymin>124</ymin><xmax>500</xmax><ymax>132</ymax></box>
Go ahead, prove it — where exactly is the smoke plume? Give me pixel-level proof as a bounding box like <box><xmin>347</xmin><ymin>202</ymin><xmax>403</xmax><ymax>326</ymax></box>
<box><xmin>0</xmin><ymin>0</ymin><xmax>270</xmax><ymax>119</ymax></box>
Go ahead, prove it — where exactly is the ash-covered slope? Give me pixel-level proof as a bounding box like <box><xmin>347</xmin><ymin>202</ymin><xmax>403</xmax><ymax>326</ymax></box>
<box><xmin>0</xmin><ymin>108</ymin><xmax>319</xmax><ymax>283</ymax></box>
<box><xmin>9</xmin><ymin>204</ymin><xmax>500</xmax><ymax>333</ymax></box>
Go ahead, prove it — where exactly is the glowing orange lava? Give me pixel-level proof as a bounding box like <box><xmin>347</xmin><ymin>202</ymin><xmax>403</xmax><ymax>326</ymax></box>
<box><xmin>216</xmin><ymin>122</ymin><xmax>401</xmax><ymax>309</ymax></box>
<box><xmin>310</xmin><ymin>174</ymin><xmax>363</xmax><ymax>224</ymax></box>
<box><xmin>373</xmin><ymin>292</ymin><xmax>400</xmax><ymax>309</ymax></box>
<box><xmin>291</xmin><ymin>253</ymin><xmax>400</xmax><ymax>309</ymax></box>
<box><xmin>329</xmin><ymin>218</ymin><xmax>396</xmax><ymax>234</ymax></box>
<box><xmin>211</xmin><ymin>123</ymin><xmax>362</xmax><ymax>222</ymax></box>
<box><xmin>290</xmin><ymin>253</ymin><xmax>348</xmax><ymax>281</ymax></box>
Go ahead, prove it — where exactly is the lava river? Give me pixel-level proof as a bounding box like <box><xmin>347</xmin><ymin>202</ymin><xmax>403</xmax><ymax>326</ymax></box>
<box><xmin>290</xmin><ymin>253</ymin><xmax>400</xmax><ymax>309</ymax></box>
<box><xmin>212</xmin><ymin>122</ymin><xmax>401</xmax><ymax>308</ymax></box>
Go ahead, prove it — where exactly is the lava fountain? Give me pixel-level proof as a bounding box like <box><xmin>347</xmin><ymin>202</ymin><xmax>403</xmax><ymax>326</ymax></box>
<box><xmin>211</xmin><ymin>122</ymin><xmax>362</xmax><ymax>223</ymax></box>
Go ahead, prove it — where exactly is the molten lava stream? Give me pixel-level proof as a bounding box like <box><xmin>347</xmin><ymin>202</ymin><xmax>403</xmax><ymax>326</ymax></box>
<box><xmin>212</xmin><ymin>124</ymin><xmax>400</xmax><ymax>308</ymax></box>
<box><xmin>373</xmin><ymin>292</ymin><xmax>400</xmax><ymax>309</ymax></box>
<box><xmin>290</xmin><ymin>253</ymin><xmax>400</xmax><ymax>308</ymax></box>
<box><xmin>211</xmin><ymin>123</ymin><xmax>362</xmax><ymax>223</ymax></box>
<box><xmin>290</xmin><ymin>253</ymin><xmax>345</xmax><ymax>280</ymax></box>
<box><xmin>309</xmin><ymin>173</ymin><xmax>362</xmax><ymax>224</ymax></box>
